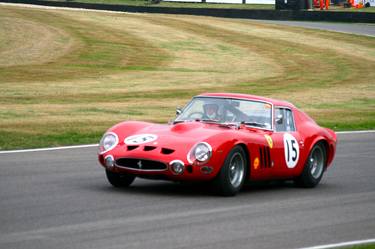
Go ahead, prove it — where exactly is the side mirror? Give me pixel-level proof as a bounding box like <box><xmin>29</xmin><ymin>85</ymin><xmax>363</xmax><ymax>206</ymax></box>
<box><xmin>276</xmin><ymin>114</ymin><xmax>283</xmax><ymax>125</ymax></box>
<box><xmin>176</xmin><ymin>107</ymin><xmax>182</xmax><ymax>116</ymax></box>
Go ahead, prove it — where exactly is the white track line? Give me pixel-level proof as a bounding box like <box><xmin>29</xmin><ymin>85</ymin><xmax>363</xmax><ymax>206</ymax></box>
<box><xmin>0</xmin><ymin>144</ymin><xmax>98</xmax><ymax>154</ymax></box>
<box><xmin>0</xmin><ymin>2</ymin><xmax>139</xmax><ymax>15</ymax></box>
<box><xmin>300</xmin><ymin>238</ymin><xmax>375</xmax><ymax>249</ymax></box>
<box><xmin>336</xmin><ymin>130</ymin><xmax>375</xmax><ymax>134</ymax></box>
<box><xmin>0</xmin><ymin>130</ymin><xmax>374</xmax><ymax>154</ymax></box>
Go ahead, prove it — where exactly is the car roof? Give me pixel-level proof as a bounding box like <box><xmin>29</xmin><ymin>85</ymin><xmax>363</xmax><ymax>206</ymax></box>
<box><xmin>198</xmin><ymin>92</ymin><xmax>296</xmax><ymax>109</ymax></box>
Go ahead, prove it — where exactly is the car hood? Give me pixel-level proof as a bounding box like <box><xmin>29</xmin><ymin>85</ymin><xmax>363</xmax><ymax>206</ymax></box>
<box><xmin>112</xmin><ymin>121</ymin><xmax>236</xmax><ymax>150</ymax></box>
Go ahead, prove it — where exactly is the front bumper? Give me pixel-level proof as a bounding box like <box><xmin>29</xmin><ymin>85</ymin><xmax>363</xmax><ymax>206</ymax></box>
<box><xmin>98</xmin><ymin>145</ymin><xmax>218</xmax><ymax>181</ymax></box>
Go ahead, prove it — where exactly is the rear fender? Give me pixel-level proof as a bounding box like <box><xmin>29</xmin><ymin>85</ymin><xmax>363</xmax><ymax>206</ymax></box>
<box><xmin>305</xmin><ymin>135</ymin><xmax>335</xmax><ymax>170</ymax></box>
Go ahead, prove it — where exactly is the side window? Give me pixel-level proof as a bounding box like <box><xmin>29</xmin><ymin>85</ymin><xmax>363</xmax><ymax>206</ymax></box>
<box><xmin>275</xmin><ymin>108</ymin><xmax>295</xmax><ymax>132</ymax></box>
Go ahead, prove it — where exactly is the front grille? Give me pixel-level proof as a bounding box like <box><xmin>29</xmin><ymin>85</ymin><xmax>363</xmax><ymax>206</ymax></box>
<box><xmin>116</xmin><ymin>158</ymin><xmax>167</xmax><ymax>171</ymax></box>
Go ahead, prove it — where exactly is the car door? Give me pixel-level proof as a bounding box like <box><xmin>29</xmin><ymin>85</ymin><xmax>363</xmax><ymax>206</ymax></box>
<box><xmin>270</xmin><ymin>107</ymin><xmax>304</xmax><ymax>178</ymax></box>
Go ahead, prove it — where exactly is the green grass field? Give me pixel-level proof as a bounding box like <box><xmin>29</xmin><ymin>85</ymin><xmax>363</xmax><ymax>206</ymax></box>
<box><xmin>346</xmin><ymin>243</ymin><xmax>375</xmax><ymax>249</ymax></box>
<box><xmin>0</xmin><ymin>4</ymin><xmax>374</xmax><ymax>150</ymax></box>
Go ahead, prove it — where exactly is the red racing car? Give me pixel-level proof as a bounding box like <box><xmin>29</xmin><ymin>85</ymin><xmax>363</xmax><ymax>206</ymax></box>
<box><xmin>98</xmin><ymin>93</ymin><xmax>337</xmax><ymax>196</ymax></box>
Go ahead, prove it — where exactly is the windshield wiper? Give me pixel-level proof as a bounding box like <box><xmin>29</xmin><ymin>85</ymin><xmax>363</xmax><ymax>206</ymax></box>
<box><xmin>200</xmin><ymin>119</ymin><xmax>242</xmax><ymax>129</ymax></box>
<box><xmin>173</xmin><ymin>120</ymin><xmax>185</xmax><ymax>124</ymax></box>
<box><xmin>241</xmin><ymin>121</ymin><xmax>266</xmax><ymax>128</ymax></box>
<box><xmin>173</xmin><ymin>119</ymin><xmax>219</xmax><ymax>124</ymax></box>
<box><xmin>219</xmin><ymin>122</ymin><xmax>241</xmax><ymax>129</ymax></box>
<box><xmin>198</xmin><ymin>119</ymin><xmax>219</xmax><ymax>123</ymax></box>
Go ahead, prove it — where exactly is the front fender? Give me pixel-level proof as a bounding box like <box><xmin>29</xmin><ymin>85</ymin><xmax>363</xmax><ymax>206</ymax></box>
<box><xmin>205</xmin><ymin>133</ymin><xmax>249</xmax><ymax>178</ymax></box>
<box><xmin>107</xmin><ymin>121</ymin><xmax>153</xmax><ymax>142</ymax></box>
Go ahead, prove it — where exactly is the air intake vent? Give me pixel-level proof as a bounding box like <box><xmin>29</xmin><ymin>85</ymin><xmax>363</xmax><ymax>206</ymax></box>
<box><xmin>127</xmin><ymin>146</ymin><xmax>139</xmax><ymax>151</ymax></box>
<box><xmin>161</xmin><ymin>148</ymin><xmax>175</xmax><ymax>155</ymax></box>
<box><xmin>259</xmin><ymin>146</ymin><xmax>272</xmax><ymax>168</ymax></box>
<box><xmin>144</xmin><ymin>146</ymin><xmax>157</xmax><ymax>151</ymax></box>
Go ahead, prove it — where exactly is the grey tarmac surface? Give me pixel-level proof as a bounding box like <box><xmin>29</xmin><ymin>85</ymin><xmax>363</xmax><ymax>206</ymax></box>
<box><xmin>259</xmin><ymin>20</ymin><xmax>375</xmax><ymax>37</ymax></box>
<box><xmin>0</xmin><ymin>132</ymin><xmax>374</xmax><ymax>249</ymax></box>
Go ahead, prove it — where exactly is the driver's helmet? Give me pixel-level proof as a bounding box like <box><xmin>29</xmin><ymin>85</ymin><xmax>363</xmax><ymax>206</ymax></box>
<box><xmin>203</xmin><ymin>103</ymin><xmax>219</xmax><ymax>120</ymax></box>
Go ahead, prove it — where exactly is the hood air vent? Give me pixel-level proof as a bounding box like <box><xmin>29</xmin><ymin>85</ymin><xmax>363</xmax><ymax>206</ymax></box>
<box><xmin>144</xmin><ymin>146</ymin><xmax>157</xmax><ymax>151</ymax></box>
<box><xmin>127</xmin><ymin>145</ymin><xmax>139</xmax><ymax>151</ymax></box>
<box><xmin>161</xmin><ymin>148</ymin><xmax>175</xmax><ymax>155</ymax></box>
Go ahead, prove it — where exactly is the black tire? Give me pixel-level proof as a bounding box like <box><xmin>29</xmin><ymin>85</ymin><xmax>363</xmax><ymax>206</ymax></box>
<box><xmin>214</xmin><ymin>146</ymin><xmax>247</xmax><ymax>196</ymax></box>
<box><xmin>106</xmin><ymin>170</ymin><xmax>135</xmax><ymax>188</ymax></box>
<box><xmin>295</xmin><ymin>142</ymin><xmax>326</xmax><ymax>188</ymax></box>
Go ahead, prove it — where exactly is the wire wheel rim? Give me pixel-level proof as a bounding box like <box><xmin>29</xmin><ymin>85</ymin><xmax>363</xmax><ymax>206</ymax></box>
<box><xmin>309</xmin><ymin>146</ymin><xmax>324</xmax><ymax>179</ymax></box>
<box><xmin>229</xmin><ymin>152</ymin><xmax>245</xmax><ymax>188</ymax></box>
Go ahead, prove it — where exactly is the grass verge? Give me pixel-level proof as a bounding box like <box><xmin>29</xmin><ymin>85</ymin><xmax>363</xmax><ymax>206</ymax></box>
<box><xmin>346</xmin><ymin>243</ymin><xmax>375</xmax><ymax>249</ymax></box>
<box><xmin>0</xmin><ymin>5</ymin><xmax>374</xmax><ymax>150</ymax></box>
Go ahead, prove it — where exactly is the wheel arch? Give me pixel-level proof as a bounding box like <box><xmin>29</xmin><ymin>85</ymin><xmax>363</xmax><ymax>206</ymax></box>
<box><xmin>308</xmin><ymin>138</ymin><xmax>329</xmax><ymax>169</ymax></box>
<box><xmin>295</xmin><ymin>138</ymin><xmax>327</xmax><ymax>188</ymax></box>
<box><xmin>235</xmin><ymin>142</ymin><xmax>251</xmax><ymax>180</ymax></box>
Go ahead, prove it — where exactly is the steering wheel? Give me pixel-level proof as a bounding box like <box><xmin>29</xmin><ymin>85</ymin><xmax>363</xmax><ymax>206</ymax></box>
<box><xmin>187</xmin><ymin>112</ymin><xmax>204</xmax><ymax>119</ymax></box>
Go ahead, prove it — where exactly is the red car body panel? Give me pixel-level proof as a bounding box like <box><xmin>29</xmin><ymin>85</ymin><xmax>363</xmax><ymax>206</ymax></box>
<box><xmin>98</xmin><ymin>93</ymin><xmax>337</xmax><ymax>183</ymax></box>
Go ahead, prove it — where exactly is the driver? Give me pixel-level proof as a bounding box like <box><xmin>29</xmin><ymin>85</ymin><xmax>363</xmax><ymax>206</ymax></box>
<box><xmin>203</xmin><ymin>103</ymin><xmax>219</xmax><ymax>120</ymax></box>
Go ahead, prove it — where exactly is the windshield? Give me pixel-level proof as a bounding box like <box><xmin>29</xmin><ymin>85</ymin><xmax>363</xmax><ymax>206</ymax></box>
<box><xmin>175</xmin><ymin>97</ymin><xmax>273</xmax><ymax>130</ymax></box>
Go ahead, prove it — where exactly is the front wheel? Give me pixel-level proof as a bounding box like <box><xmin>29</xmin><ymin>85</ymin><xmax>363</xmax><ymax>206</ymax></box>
<box><xmin>106</xmin><ymin>170</ymin><xmax>135</xmax><ymax>188</ymax></box>
<box><xmin>295</xmin><ymin>142</ymin><xmax>326</xmax><ymax>188</ymax></box>
<box><xmin>214</xmin><ymin>146</ymin><xmax>247</xmax><ymax>196</ymax></box>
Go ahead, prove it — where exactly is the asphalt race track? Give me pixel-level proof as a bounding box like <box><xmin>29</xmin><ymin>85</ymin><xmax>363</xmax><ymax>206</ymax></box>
<box><xmin>260</xmin><ymin>21</ymin><xmax>375</xmax><ymax>37</ymax></box>
<box><xmin>0</xmin><ymin>132</ymin><xmax>374</xmax><ymax>249</ymax></box>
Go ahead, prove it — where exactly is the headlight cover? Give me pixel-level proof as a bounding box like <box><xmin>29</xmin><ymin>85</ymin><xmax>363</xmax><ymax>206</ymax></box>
<box><xmin>99</xmin><ymin>132</ymin><xmax>119</xmax><ymax>154</ymax></box>
<box><xmin>187</xmin><ymin>142</ymin><xmax>212</xmax><ymax>164</ymax></box>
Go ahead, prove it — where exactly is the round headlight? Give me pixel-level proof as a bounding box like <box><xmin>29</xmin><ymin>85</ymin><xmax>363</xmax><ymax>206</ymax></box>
<box><xmin>99</xmin><ymin>132</ymin><xmax>119</xmax><ymax>154</ymax></box>
<box><xmin>188</xmin><ymin>142</ymin><xmax>212</xmax><ymax>164</ymax></box>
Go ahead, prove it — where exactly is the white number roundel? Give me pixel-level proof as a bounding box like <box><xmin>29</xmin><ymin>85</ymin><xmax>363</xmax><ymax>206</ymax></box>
<box><xmin>283</xmin><ymin>133</ymin><xmax>299</xmax><ymax>168</ymax></box>
<box><xmin>125</xmin><ymin>134</ymin><xmax>157</xmax><ymax>145</ymax></box>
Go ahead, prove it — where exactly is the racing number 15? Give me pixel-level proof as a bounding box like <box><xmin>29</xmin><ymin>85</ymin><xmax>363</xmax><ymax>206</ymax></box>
<box><xmin>286</xmin><ymin>139</ymin><xmax>297</xmax><ymax>162</ymax></box>
<box><xmin>283</xmin><ymin>133</ymin><xmax>300</xmax><ymax>168</ymax></box>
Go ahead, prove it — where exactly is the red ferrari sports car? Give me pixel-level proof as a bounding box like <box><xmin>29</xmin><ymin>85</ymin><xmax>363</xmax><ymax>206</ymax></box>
<box><xmin>98</xmin><ymin>93</ymin><xmax>337</xmax><ymax>196</ymax></box>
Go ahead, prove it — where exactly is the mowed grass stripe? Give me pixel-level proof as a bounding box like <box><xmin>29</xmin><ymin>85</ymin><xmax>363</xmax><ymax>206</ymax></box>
<box><xmin>0</xmin><ymin>6</ymin><xmax>170</xmax><ymax>83</ymax></box>
<box><xmin>0</xmin><ymin>5</ymin><xmax>374</xmax><ymax>150</ymax></box>
<box><xmin>138</xmin><ymin>15</ymin><xmax>374</xmax><ymax>126</ymax></box>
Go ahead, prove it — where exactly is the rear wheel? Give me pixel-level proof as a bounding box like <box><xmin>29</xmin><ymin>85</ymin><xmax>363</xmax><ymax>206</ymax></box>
<box><xmin>295</xmin><ymin>142</ymin><xmax>326</xmax><ymax>188</ymax></box>
<box><xmin>214</xmin><ymin>146</ymin><xmax>247</xmax><ymax>196</ymax></box>
<box><xmin>106</xmin><ymin>170</ymin><xmax>135</xmax><ymax>188</ymax></box>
